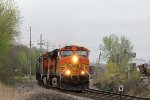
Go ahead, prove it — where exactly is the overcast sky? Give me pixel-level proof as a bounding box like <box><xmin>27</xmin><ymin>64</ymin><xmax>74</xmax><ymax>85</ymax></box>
<box><xmin>15</xmin><ymin>0</ymin><xmax>150</xmax><ymax>62</ymax></box>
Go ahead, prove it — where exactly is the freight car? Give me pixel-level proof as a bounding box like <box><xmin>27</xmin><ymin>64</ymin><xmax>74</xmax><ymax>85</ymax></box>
<box><xmin>36</xmin><ymin>45</ymin><xmax>90</xmax><ymax>90</ymax></box>
<box><xmin>138</xmin><ymin>64</ymin><xmax>150</xmax><ymax>76</ymax></box>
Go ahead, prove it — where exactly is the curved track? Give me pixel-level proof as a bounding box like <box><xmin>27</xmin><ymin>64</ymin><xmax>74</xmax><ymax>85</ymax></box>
<box><xmin>81</xmin><ymin>89</ymin><xmax>150</xmax><ymax>100</ymax></box>
<box><xmin>37</xmin><ymin>80</ymin><xmax>150</xmax><ymax>100</ymax></box>
<box><xmin>54</xmin><ymin>88</ymin><xmax>150</xmax><ymax>100</ymax></box>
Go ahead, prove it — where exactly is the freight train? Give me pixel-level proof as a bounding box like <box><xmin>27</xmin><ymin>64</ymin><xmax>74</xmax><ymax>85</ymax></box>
<box><xmin>36</xmin><ymin>45</ymin><xmax>90</xmax><ymax>90</ymax></box>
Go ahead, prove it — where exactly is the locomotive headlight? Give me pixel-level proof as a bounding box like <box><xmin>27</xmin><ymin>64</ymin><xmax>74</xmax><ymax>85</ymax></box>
<box><xmin>81</xmin><ymin>70</ymin><xmax>85</xmax><ymax>75</ymax></box>
<box><xmin>72</xmin><ymin>55</ymin><xmax>78</xmax><ymax>63</ymax></box>
<box><xmin>65</xmin><ymin>70</ymin><xmax>71</xmax><ymax>75</ymax></box>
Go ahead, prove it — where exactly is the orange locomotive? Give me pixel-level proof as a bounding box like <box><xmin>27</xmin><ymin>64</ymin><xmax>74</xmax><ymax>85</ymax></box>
<box><xmin>36</xmin><ymin>45</ymin><xmax>90</xmax><ymax>90</ymax></box>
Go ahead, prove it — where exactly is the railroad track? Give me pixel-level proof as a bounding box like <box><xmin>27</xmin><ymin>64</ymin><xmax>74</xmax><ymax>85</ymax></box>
<box><xmin>81</xmin><ymin>89</ymin><xmax>119</xmax><ymax>100</ymax></box>
<box><xmin>81</xmin><ymin>89</ymin><xmax>150</xmax><ymax>100</ymax></box>
<box><xmin>54</xmin><ymin>88</ymin><xmax>150</xmax><ymax>100</ymax></box>
<box><xmin>37</xmin><ymin>80</ymin><xmax>150</xmax><ymax>100</ymax></box>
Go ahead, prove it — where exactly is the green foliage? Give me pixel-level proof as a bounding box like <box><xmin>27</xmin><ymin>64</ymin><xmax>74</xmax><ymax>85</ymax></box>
<box><xmin>97</xmin><ymin>34</ymin><xmax>142</xmax><ymax>94</ymax></box>
<box><xmin>97</xmin><ymin>60</ymin><xmax>126</xmax><ymax>91</ymax></box>
<box><xmin>17</xmin><ymin>52</ymin><xmax>28</xmax><ymax>76</ymax></box>
<box><xmin>92</xmin><ymin>66</ymin><xmax>105</xmax><ymax>85</ymax></box>
<box><xmin>123</xmin><ymin>71</ymin><xmax>144</xmax><ymax>95</ymax></box>
<box><xmin>11</xmin><ymin>45</ymin><xmax>41</xmax><ymax>77</ymax></box>
<box><xmin>97</xmin><ymin>59</ymin><xmax>142</xmax><ymax>93</ymax></box>
<box><xmin>0</xmin><ymin>0</ymin><xmax>20</xmax><ymax>41</ymax></box>
<box><xmin>100</xmin><ymin>34</ymin><xmax>133</xmax><ymax>69</ymax></box>
<box><xmin>100</xmin><ymin>34</ymin><xmax>120</xmax><ymax>60</ymax></box>
<box><xmin>100</xmin><ymin>34</ymin><xmax>134</xmax><ymax>75</ymax></box>
<box><xmin>0</xmin><ymin>0</ymin><xmax>20</xmax><ymax>85</ymax></box>
<box><xmin>106</xmin><ymin>60</ymin><xmax>119</xmax><ymax>77</ymax></box>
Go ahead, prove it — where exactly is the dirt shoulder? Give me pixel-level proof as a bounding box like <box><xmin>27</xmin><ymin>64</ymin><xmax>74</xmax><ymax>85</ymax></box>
<box><xmin>14</xmin><ymin>81</ymin><xmax>90</xmax><ymax>100</ymax></box>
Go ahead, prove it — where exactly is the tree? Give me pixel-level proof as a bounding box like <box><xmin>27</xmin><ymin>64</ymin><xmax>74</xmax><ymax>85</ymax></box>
<box><xmin>100</xmin><ymin>34</ymin><xmax>133</xmax><ymax>71</ymax></box>
<box><xmin>10</xmin><ymin>44</ymin><xmax>41</xmax><ymax>77</ymax></box>
<box><xmin>0</xmin><ymin>0</ymin><xmax>20</xmax><ymax>84</ymax></box>
<box><xmin>98</xmin><ymin>34</ymin><xmax>138</xmax><ymax>92</ymax></box>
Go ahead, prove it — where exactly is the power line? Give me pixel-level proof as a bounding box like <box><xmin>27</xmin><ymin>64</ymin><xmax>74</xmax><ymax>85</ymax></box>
<box><xmin>45</xmin><ymin>40</ymin><xmax>51</xmax><ymax>52</ymax></box>
<box><xmin>52</xmin><ymin>44</ymin><xmax>56</xmax><ymax>50</ymax></box>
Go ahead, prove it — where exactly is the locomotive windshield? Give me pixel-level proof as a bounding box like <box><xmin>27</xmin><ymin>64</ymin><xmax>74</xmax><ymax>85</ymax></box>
<box><xmin>61</xmin><ymin>50</ymin><xmax>73</xmax><ymax>57</ymax></box>
<box><xmin>61</xmin><ymin>50</ymin><xmax>88</xmax><ymax>57</ymax></box>
<box><xmin>76</xmin><ymin>51</ymin><xmax>88</xmax><ymax>57</ymax></box>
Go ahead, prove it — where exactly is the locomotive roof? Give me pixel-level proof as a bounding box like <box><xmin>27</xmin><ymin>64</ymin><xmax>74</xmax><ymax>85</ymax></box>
<box><xmin>42</xmin><ymin>49</ymin><xmax>58</xmax><ymax>57</ymax></box>
<box><xmin>60</xmin><ymin>45</ymin><xmax>89</xmax><ymax>51</ymax></box>
<box><xmin>41</xmin><ymin>45</ymin><xmax>89</xmax><ymax>56</ymax></box>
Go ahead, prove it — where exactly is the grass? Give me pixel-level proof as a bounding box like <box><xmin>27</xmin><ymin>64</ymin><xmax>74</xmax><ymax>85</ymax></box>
<box><xmin>0</xmin><ymin>82</ymin><xmax>77</xmax><ymax>100</ymax></box>
<box><xmin>0</xmin><ymin>81</ymin><xmax>89</xmax><ymax>100</ymax></box>
<box><xmin>21</xmin><ymin>88</ymin><xmax>76</xmax><ymax>100</ymax></box>
<box><xmin>0</xmin><ymin>83</ymin><xmax>18</xmax><ymax>100</ymax></box>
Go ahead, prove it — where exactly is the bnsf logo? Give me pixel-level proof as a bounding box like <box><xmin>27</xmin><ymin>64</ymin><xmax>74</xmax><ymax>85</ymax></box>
<box><xmin>64</xmin><ymin>64</ymin><xmax>89</xmax><ymax>69</ymax></box>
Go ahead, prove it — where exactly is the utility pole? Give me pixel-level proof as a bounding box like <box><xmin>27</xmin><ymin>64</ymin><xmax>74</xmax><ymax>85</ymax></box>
<box><xmin>29</xmin><ymin>26</ymin><xmax>32</xmax><ymax>80</ymax></box>
<box><xmin>124</xmin><ymin>48</ymin><xmax>130</xmax><ymax>79</ymax></box>
<box><xmin>37</xmin><ymin>34</ymin><xmax>45</xmax><ymax>53</ymax></box>
<box><xmin>117</xmin><ymin>53</ymin><xmax>119</xmax><ymax>67</ymax></box>
<box><xmin>98</xmin><ymin>52</ymin><xmax>102</xmax><ymax>67</ymax></box>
